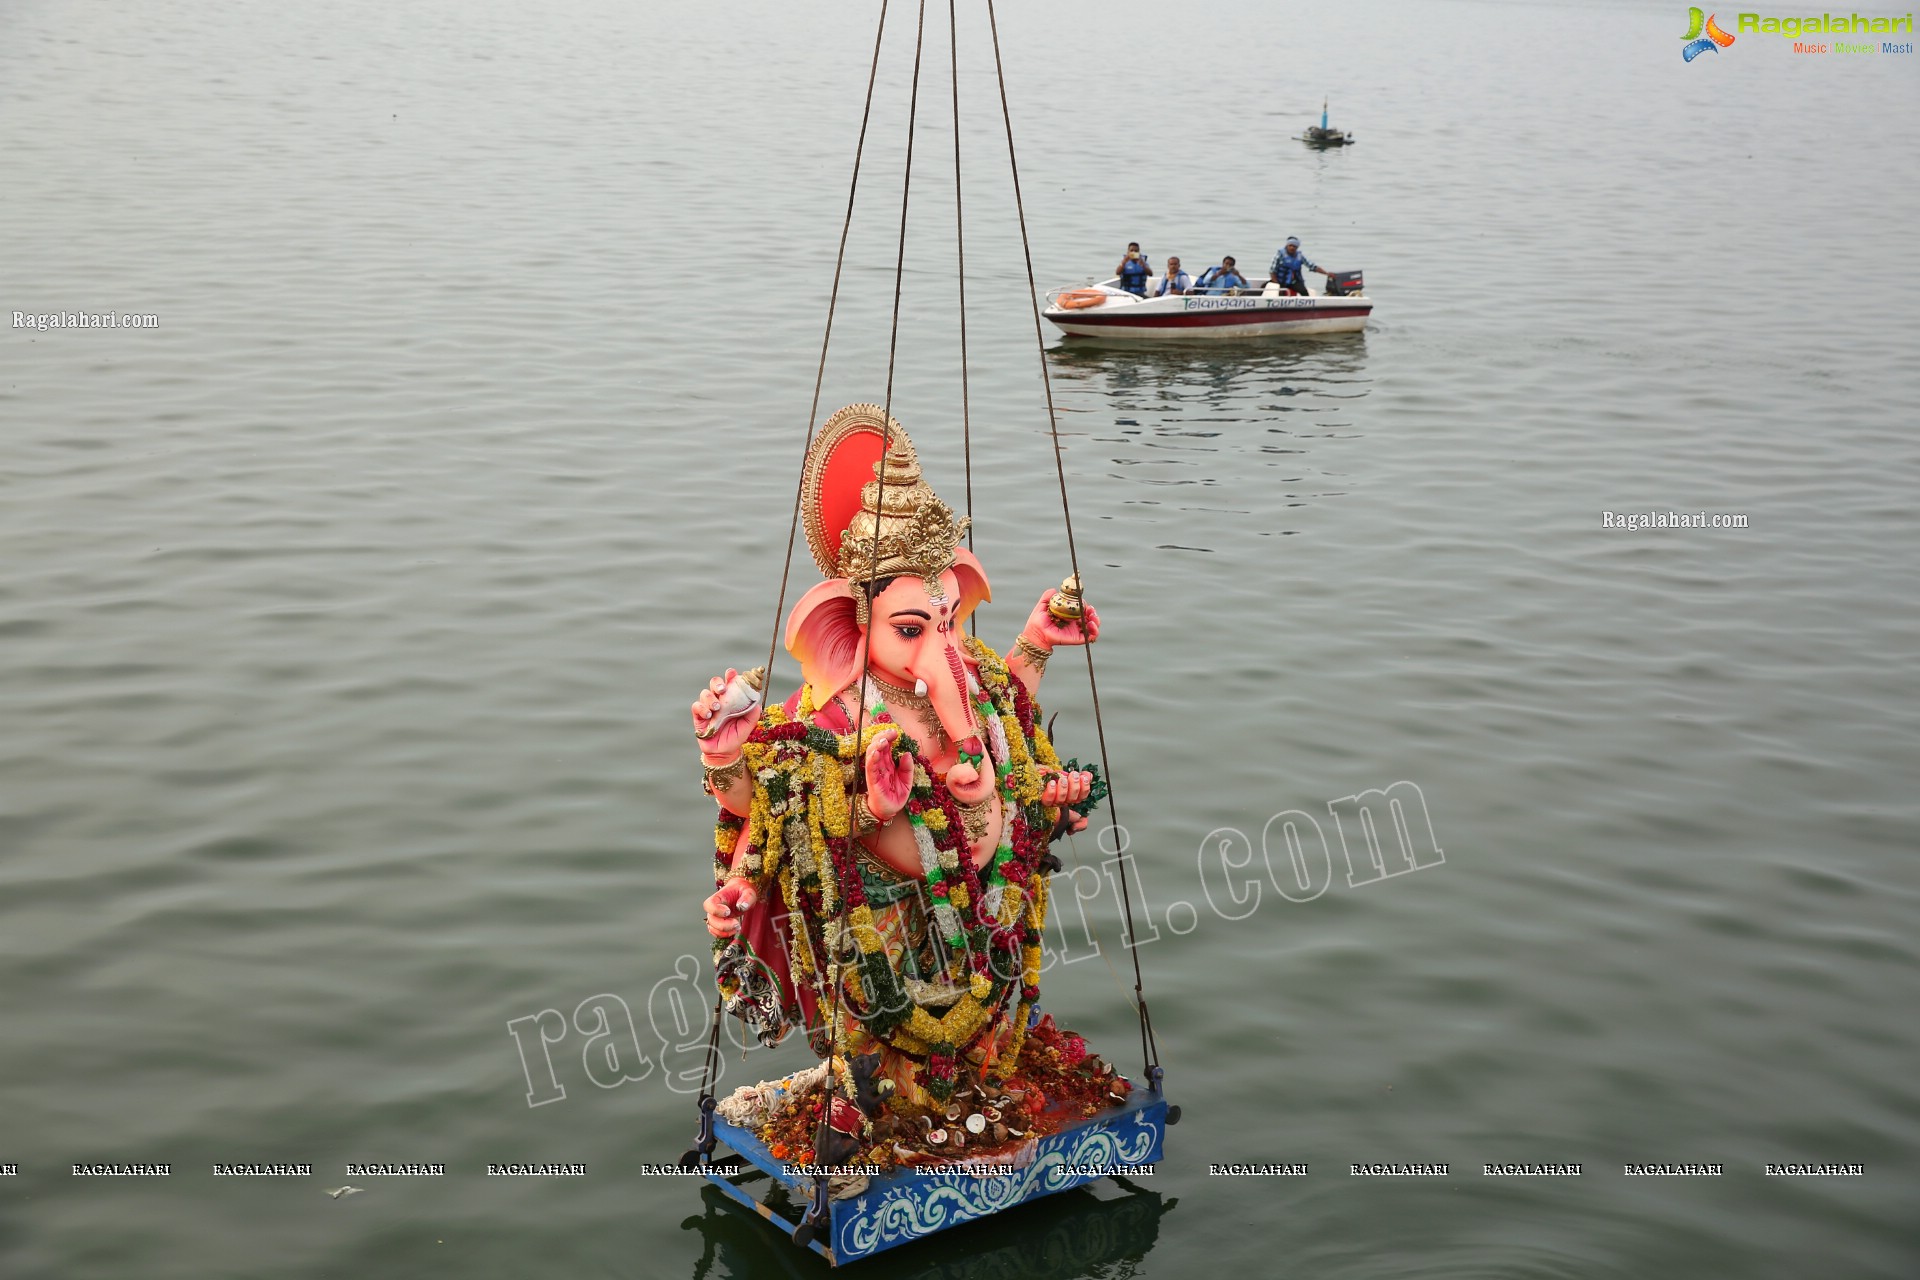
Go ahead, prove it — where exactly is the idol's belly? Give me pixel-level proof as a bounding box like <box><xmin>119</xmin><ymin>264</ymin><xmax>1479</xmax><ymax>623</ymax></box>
<box><xmin>860</xmin><ymin>793</ymin><xmax>1002</xmax><ymax>878</ymax></box>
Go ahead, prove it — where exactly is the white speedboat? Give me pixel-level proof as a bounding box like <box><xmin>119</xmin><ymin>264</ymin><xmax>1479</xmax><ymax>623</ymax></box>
<box><xmin>1043</xmin><ymin>274</ymin><xmax>1372</xmax><ymax>340</ymax></box>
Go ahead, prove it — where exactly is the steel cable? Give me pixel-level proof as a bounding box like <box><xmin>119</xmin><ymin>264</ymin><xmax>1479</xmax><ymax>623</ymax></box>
<box><xmin>984</xmin><ymin>0</ymin><xmax>1162</xmax><ymax>1080</ymax></box>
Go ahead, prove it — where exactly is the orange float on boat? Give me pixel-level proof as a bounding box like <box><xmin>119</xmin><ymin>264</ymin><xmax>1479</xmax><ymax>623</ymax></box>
<box><xmin>1055</xmin><ymin>289</ymin><xmax>1107</xmax><ymax>310</ymax></box>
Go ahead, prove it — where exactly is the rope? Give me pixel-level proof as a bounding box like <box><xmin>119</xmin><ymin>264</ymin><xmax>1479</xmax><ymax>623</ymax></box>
<box><xmin>918</xmin><ymin>0</ymin><xmax>990</xmax><ymax>1061</ymax></box>
<box><xmin>696</xmin><ymin>0</ymin><xmax>893</xmax><ymax>1115</ymax></box>
<box><xmin>984</xmin><ymin>0</ymin><xmax>1161</xmax><ymax>1079</ymax></box>
<box><xmin>755</xmin><ymin>0</ymin><xmax>892</xmax><ymax>700</ymax></box>
<box><xmin>692</xmin><ymin>991</ymin><xmax>723</xmax><ymax>1107</ymax></box>
<box><xmin>838</xmin><ymin>0</ymin><xmax>926</xmax><ymax>1062</ymax></box>
<box><xmin>878</xmin><ymin>0</ymin><xmax>928</xmax><ymax>421</ymax></box>
<box><xmin>818</xmin><ymin>0</ymin><xmax>928</xmax><ymax>1186</ymax></box>
<box><xmin>949</xmin><ymin>0</ymin><xmax>975</xmax><ymax>637</ymax></box>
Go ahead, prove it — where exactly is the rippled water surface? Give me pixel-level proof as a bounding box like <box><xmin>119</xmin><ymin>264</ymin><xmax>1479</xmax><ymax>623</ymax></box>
<box><xmin>4</xmin><ymin>0</ymin><xmax>1917</xmax><ymax>1276</ymax></box>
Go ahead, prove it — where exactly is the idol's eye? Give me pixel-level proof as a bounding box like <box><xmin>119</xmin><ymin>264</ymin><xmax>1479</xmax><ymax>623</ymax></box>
<box><xmin>893</xmin><ymin>625</ymin><xmax>923</xmax><ymax>640</ymax></box>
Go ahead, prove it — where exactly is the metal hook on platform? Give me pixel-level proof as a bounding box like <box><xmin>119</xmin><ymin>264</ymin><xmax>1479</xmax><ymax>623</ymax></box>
<box><xmin>793</xmin><ymin>1175</ymin><xmax>832</xmax><ymax>1247</ymax></box>
<box><xmin>1148</xmin><ymin>1064</ymin><xmax>1181</xmax><ymax>1125</ymax></box>
<box><xmin>679</xmin><ymin>1094</ymin><xmax>719</xmax><ymax>1169</ymax></box>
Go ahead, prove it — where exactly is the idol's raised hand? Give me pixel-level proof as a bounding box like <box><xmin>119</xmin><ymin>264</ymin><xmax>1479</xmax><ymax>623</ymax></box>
<box><xmin>690</xmin><ymin>667</ymin><xmax>760</xmax><ymax>757</ymax></box>
<box><xmin>862</xmin><ymin>725</ymin><xmax>916</xmax><ymax>825</ymax></box>
<box><xmin>1020</xmin><ymin>588</ymin><xmax>1102</xmax><ymax>650</ymax></box>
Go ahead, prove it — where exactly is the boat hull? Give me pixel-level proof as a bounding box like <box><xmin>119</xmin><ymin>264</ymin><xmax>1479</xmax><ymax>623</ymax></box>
<box><xmin>1046</xmin><ymin>292</ymin><xmax>1372</xmax><ymax>340</ymax></box>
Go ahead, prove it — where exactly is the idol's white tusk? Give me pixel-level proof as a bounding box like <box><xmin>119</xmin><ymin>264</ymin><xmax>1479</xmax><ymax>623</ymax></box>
<box><xmin>914</xmin><ymin>678</ymin><xmax>928</xmax><ymax>696</ymax></box>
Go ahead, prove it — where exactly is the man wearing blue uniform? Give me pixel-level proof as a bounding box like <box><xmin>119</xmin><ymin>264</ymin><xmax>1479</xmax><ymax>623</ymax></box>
<box><xmin>1193</xmin><ymin>256</ymin><xmax>1248</xmax><ymax>295</ymax></box>
<box><xmin>1114</xmin><ymin>242</ymin><xmax>1152</xmax><ymax>296</ymax></box>
<box><xmin>1269</xmin><ymin>236</ymin><xmax>1329</xmax><ymax>295</ymax></box>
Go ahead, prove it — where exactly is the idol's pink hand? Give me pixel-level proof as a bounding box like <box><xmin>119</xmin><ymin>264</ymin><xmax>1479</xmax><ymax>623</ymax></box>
<box><xmin>1041</xmin><ymin>769</ymin><xmax>1094</xmax><ymax>807</ymax></box>
<box><xmin>863</xmin><ymin>726</ymin><xmax>914</xmax><ymax>824</ymax></box>
<box><xmin>691</xmin><ymin>668</ymin><xmax>756</xmax><ymax>758</ymax></box>
<box><xmin>1044</xmin><ymin>767</ymin><xmax>1090</xmax><ymax>805</ymax></box>
<box><xmin>702</xmin><ymin>878</ymin><xmax>757</xmax><ymax>938</ymax></box>
<box><xmin>1042</xmin><ymin>770</ymin><xmax>1094</xmax><ymax>836</ymax></box>
<box><xmin>1021</xmin><ymin>590</ymin><xmax>1102</xmax><ymax>651</ymax></box>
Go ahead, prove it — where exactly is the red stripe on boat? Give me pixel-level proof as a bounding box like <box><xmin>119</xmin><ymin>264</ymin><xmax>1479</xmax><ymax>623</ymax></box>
<box><xmin>1050</xmin><ymin>306</ymin><xmax>1372</xmax><ymax>327</ymax></box>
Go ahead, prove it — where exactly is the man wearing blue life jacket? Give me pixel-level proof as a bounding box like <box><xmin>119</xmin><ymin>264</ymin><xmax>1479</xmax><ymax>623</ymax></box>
<box><xmin>1193</xmin><ymin>256</ymin><xmax>1249</xmax><ymax>295</ymax></box>
<box><xmin>1114</xmin><ymin>242</ymin><xmax>1152</xmax><ymax>296</ymax></box>
<box><xmin>1155</xmin><ymin>256</ymin><xmax>1192</xmax><ymax>297</ymax></box>
<box><xmin>1269</xmin><ymin>236</ymin><xmax>1330</xmax><ymax>296</ymax></box>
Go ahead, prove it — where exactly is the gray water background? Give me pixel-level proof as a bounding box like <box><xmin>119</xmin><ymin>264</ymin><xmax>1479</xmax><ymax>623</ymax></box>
<box><xmin>3</xmin><ymin>0</ymin><xmax>1917</xmax><ymax>1276</ymax></box>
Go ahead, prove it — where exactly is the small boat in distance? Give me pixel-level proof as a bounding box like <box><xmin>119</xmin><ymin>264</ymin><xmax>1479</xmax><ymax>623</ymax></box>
<box><xmin>1043</xmin><ymin>272</ymin><xmax>1371</xmax><ymax>341</ymax></box>
<box><xmin>1300</xmin><ymin>97</ymin><xmax>1354</xmax><ymax>147</ymax></box>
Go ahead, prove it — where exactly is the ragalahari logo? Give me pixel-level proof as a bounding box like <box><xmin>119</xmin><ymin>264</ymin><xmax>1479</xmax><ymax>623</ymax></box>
<box><xmin>1682</xmin><ymin>8</ymin><xmax>1738</xmax><ymax>58</ymax></box>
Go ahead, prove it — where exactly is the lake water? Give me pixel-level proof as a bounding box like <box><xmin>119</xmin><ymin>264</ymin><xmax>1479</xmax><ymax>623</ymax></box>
<box><xmin>3</xmin><ymin>0</ymin><xmax>1917</xmax><ymax>1276</ymax></box>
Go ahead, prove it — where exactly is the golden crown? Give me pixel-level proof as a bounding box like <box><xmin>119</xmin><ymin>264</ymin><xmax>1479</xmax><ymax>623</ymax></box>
<box><xmin>802</xmin><ymin>406</ymin><xmax>969</xmax><ymax>594</ymax></box>
<box><xmin>837</xmin><ymin>440</ymin><xmax>969</xmax><ymax>590</ymax></box>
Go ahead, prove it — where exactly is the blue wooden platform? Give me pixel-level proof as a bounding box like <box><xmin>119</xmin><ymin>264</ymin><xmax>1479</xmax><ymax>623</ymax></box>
<box><xmin>696</xmin><ymin>1088</ymin><xmax>1169</xmax><ymax>1265</ymax></box>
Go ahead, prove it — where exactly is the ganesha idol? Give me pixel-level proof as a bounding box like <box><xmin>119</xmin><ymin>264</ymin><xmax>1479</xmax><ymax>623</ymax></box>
<box><xmin>689</xmin><ymin>404</ymin><xmax>1130</xmax><ymax>1171</ymax></box>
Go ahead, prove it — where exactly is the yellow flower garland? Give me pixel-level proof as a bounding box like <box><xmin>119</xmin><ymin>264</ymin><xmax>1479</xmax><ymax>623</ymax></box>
<box><xmin>716</xmin><ymin>640</ymin><xmax>1066</xmax><ymax>1078</ymax></box>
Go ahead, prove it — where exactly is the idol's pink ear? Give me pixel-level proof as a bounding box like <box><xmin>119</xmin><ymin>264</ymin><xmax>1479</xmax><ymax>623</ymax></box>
<box><xmin>951</xmin><ymin>547</ymin><xmax>991</xmax><ymax>626</ymax></box>
<box><xmin>784</xmin><ymin>579</ymin><xmax>864</xmax><ymax>708</ymax></box>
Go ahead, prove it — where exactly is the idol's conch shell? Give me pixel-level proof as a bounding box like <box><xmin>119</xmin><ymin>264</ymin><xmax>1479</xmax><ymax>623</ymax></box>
<box><xmin>694</xmin><ymin>666</ymin><xmax>767</xmax><ymax>740</ymax></box>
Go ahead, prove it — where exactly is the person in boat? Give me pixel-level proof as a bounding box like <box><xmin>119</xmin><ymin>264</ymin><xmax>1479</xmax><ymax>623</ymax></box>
<box><xmin>1193</xmin><ymin>256</ymin><xmax>1249</xmax><ymax>295</ymax></box>
<box><xmin>1114</xmin><ymin>242</ymin><xmax>1152</xmax><ymax>296</ymax></box>
<box><xmin>1269</xmin><ymin>236</ymin><xmax>1330</xmax><ymax>296</ymax></box>
<box><xmin>1155</xmin><ymin>256</ymin><xmax>1192</xmax><ymax>297</ymax></box>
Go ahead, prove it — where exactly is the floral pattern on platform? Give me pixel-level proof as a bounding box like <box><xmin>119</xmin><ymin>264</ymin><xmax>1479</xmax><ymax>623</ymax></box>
<box><xmin>837</xmin><ymin>1103</ymin><xmax>1164</xmax><ymax>1259</ymax></box>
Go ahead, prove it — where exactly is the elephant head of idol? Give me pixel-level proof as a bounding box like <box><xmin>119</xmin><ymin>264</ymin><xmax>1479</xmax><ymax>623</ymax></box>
<box><xmin>784</xmin><ymin>406</ymin><xmax>994</xmax><ymax>798</ymax></box>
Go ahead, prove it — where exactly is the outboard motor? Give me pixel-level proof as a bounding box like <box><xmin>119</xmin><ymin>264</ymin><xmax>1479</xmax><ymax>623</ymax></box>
<box><xmin>1324</xmin><ymin>269</ymin><xmax>1364</xmax><ymax>297</ymax></box>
